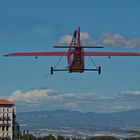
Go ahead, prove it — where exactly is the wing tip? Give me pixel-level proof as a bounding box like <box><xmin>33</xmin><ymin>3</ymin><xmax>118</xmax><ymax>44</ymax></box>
<box><xmin>4</xmin><ymin>54</ymin><xmax>8</xmax><ymax>57</ymax></box>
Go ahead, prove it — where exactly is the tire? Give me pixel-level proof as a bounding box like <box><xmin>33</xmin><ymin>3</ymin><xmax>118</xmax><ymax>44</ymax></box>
<box><xmin>98</xmin><ymin>66</ymin><xmax>101</xmax><ymax>75</ymax></box>
<box><xmin>50</xmin><ymin>67</ymin><xmax>53</xmax><ymax>75</ymax></box>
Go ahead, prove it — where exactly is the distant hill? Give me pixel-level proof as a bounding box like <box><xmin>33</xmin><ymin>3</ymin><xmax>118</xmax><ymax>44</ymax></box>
<box><xmin>16</xmin><ymin>109</ymin><xmax>140</xmax><ymax>138</ymax></box>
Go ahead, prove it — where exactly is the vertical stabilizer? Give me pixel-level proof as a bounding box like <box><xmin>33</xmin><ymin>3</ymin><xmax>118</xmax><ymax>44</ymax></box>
<box><xmin>77</xmin><ymin>26</ymin><xmax>80</xmax><ymax>46</ymax></box>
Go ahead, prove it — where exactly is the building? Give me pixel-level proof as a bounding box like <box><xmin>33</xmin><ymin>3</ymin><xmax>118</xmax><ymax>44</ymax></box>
<box><xmin>0</xmin><ymin>99</ymin><xmax>20</xmax><ymax>140</ymax></box>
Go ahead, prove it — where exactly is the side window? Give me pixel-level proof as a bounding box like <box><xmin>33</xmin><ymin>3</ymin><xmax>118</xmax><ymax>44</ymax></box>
<box><xmin>6</xmin><ymin>126</ymin><xmax>9</xmax><ymax>131</ymax></box>
<box><xmin>2</xmin><ymin>126</ymin><xmax>4</xmax><ymax>131</ymax></box>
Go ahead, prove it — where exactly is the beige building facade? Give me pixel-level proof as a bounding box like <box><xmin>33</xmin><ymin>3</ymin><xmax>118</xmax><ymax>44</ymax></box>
<box><xmin>0</xmin><ymin>100</ymin><xmax>20</xmax><ymax>140</ymax></box>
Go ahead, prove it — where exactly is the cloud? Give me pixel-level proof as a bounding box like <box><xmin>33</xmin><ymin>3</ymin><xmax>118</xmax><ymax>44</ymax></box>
<box><xmin>58</xmin><ymin>35</ymin><xmax>72</xmax><ymax>44</ymax></box>
<box><xmin>119</xmin><ymin>90</ymin><xmax>140</xmax><ymax>97</ymax></box>
<box><xmin>65</xmin><ymin>103</ymin><xmax>78</xmax><ymax>109</ymax></box>
<box><xmin>7</xmin><ymin>88</ymin><xmax>140</xmax><ymax>113</ymax></box>
<box><xmin>8</xmin><ymin>89</ymin><xmax>63</xmax><ymax>104</ymax></box>
<box><xmin>8</xmin><ymin>89</ymin><xmax>97</xmax><ymax>105</ymax></box>
<box><xmin>97</xmin><ymin>104</ymin><xmax>138</xmax><ymax>113</ymax></box>
<box><xmin>58</xmin><ymin>32</ymin><xmax>93</xmax><ymax>45</ymax></box>
<box><xmin>100</xmin><ymin>32</ymin><xmax>140</xmax><ymax>48</ymax></box>
<box><xmin>80</xmin><ymin>32</ymin><xmax>93</xmax><ymax>44</ymax></box>
<box><xmin>57</xmin><ymin>31</ymin><xmax>140</xmax><ymax>48</ymax></box>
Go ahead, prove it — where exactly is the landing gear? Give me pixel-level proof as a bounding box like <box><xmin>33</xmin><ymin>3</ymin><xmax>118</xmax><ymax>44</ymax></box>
<box><xmin>98</xmin><ymin>66</ymin><xmax>101</xmax><ymax>75</ymax></box>
<box><xmin>50</xmin><ymin>67</ymin><xmax>54</xmax><ymax>75</ymax></box>
<box><xmin>50</xmin><ymin>67</ymin><xmax>69</xmax><ymax>75</ymax></box>
<box><xmin>88</xmin><ymin>56</ymin><xmax>102</xmax><ymax>75</ymax></box>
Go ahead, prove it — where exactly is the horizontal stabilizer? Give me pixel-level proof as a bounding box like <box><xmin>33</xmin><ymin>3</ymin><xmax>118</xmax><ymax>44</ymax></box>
<box><xmin>53</xmin><ymin>46</ymin><xmax>103</xmax><ymax>48</ymax></box>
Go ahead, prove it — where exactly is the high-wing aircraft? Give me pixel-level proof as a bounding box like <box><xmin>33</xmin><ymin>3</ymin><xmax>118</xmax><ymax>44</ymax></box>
<box><xmin>4</xmin><ymin>27</ymin><xmax>140</xmax><ymax>75</ymax></box>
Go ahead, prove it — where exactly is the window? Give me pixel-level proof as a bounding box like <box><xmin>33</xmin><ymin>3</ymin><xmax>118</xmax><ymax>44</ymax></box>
<box><xmin>2</xmin><ymin>126</ymin><xmax>4</xmax><ymax>131</ymax></box>
<box><xmin>6</xmin><ymin>126</ymin><xmax>9</xmax><ymax>131</ymax></box>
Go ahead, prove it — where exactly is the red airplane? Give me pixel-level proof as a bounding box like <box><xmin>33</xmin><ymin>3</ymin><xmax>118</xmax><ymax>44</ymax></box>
<box><xmin>4</xmin><ymin>27</ymin><xmax>140</xmax><ymax>75</ymax></box>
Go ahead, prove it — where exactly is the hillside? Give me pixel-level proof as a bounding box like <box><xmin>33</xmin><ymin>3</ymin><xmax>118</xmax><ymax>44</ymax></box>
<box><xmin>17</xmin><ymin>109</ymin><xmax>140</xmax><ymax>138</ymax></box>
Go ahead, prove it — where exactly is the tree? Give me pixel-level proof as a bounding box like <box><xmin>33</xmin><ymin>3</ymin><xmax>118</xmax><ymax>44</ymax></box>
<box><xmin>22</xmin><ymin>131</ymin><xmax>36</xmax><ymax>140</ymax></box>
<box><xmin>87</xmin><ymin>136</ymin><xmax>119</xmax><ymax>140</ymax></box>
<box><xmin>57</xmin><ymin>135</ymin><xmax>65</xmax><ymax>140</ymax></box>
<box><xmin>42</xmin><ymin>134</ymin><xmax>56</xmax><ymax>140</ymax></box>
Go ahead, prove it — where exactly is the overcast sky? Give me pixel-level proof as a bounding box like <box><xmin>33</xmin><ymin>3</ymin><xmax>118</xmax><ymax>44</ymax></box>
<box><xmin>0</xmin><ymin>0</ymin><xmax>140</xmax><ymax>113</ymax></box>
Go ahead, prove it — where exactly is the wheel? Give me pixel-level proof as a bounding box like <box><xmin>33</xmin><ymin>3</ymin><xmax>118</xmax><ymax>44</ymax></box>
<box><xmin>50</xmin><ymin>67</ymin><xmax>54</xmax><ymax>75</ymax></box>
<box><xmin>98</xmin><ymin>66</ymin><xmax>101</xmax><ymax>75</ymax></box>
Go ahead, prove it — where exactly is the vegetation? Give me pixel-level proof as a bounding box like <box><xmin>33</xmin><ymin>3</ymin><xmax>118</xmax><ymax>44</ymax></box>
<box><xmin>127</xmin><ymin>130</ymin><xmax>140</xmax><ymax>139</ymax></box>
<box><xmin>129</xmin><ymin>130</ymin><xmax>140</xmax><ymax>135</ymax></box>
<box><xmin>87</xmin><ymin>136</ymin><xmax>119</xmax><ymax>140</ymax></box>
<box><xmin>38</xmin><ymin>134</ymin><xmax>56</xmax><ymax>140</ymax></box>
<box><xmin>125</xmin><ymin>138</ymin><xmax>140</xmax><ymax>140</ymax></box>
<box><xmin>21</xmin><ymin>133</ymin><xmax>37</xmax><ymax>140</ymax></box>
<box><xmin>20</xmin><ymin>131</ymin><xmax>71</xmax><ymax>140</ymax></box>
<box><xmin>20</xmin><ymin>132</ymin><xmax>120</xmax><ymax>140</ymax></box>
<box><xmin>20</xmin><ymin>130</ymin><xmax>140</xmax><ymax>140</ymax></box>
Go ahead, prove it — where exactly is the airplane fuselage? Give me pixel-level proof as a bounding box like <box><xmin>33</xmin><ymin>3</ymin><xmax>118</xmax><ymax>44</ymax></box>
<box><xmin>68</xmin><ymin>47</ymin><xmax>84</xmax><ymax>73</ymax></box>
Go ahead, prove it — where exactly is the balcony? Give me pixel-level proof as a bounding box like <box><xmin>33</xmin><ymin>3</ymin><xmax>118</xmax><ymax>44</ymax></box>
<box><xmin>0</xmin><ymin>136</ymin><xmax>11</xmax><ymax>140</ymax></box>
<box><xmin>0</xmin><ymin>117</ymin><xmax>11</xmax><ymax>121</ymax></box>
<box><xmin>0</xmin><ymin>122</ymin><xmax>11</xmax><ymax>127</ymax></box>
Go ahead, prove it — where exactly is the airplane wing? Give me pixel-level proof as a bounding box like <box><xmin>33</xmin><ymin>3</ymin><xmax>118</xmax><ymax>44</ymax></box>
<box><xmin>4</xmin><ymin>52</ymin><xmax>70</xmax><ymax>57</ymax></box>
<box><xmin>84</xmin><ymin>52</ymin><xmax>140</xmax><ymax>56</ymax></box>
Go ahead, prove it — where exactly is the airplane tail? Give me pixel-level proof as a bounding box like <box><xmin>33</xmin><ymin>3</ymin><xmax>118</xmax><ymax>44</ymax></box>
<box><xmin>53</xmin><ymin>27</ymin><xmax>103</xmax><ymax>49</ymax></box>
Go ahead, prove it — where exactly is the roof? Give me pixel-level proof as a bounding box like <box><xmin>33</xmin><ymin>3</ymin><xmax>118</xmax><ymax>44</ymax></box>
<box><xmin>0</xmin><ymin>99</ymin><xmax>14</xmax><ymax>105</ymax></box>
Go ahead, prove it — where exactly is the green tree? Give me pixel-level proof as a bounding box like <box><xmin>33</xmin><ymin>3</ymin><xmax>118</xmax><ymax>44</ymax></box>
<box><xmin>57</xmin><ymin>135</ymin><xmax>65</xmax><ymax>140</ymax></box>
<box><xmin>87</xmin><ymin>136</ymin><xmax>119</xmax><ymax>140</ymax></box>
<box><xmin>126</xmin><ymin>138</ymin><xmax>140</xmax><ymax>140</ymax></box>
<box><xmin>42</xmin><ymin>134</ymin><xmax>56</xmax><ymax>140</ymax></box>
<box><xmin>22</xmin><ymin>133</ymin><xmax>37</xmax><ymax>140</ymax></box>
